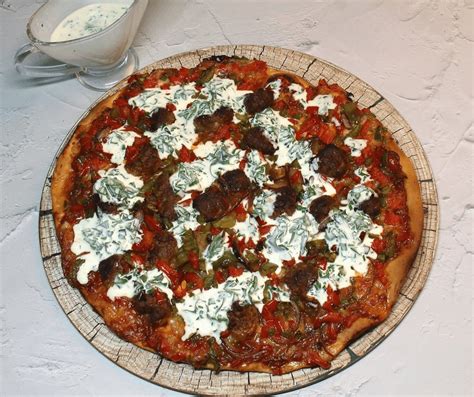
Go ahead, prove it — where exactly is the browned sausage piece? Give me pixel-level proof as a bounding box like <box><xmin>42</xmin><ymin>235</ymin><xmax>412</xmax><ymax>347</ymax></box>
<box><xmin>217</xmin><ymin>170</ymin><xmax>252</xmax><ymax>211</ymax></box>
<box><xmin>244</xmin><ymin>88</ymin><xmax>274</xmax><ymax>114</ymax></box>
<box><xmin>194</xmin><ymin>107</ymin><xmax>234</xmax><ymax>138</ymax></box>
<box><xmin>97</xmin><ymin>255</ymin><xmax>132</xmax><ymax>283</ymax></box>
<box><xmin>150</xmin><ymin>230</ymin><xmax>178</xmax><ymax>262</ymax></box>
<box><xmin>241</xmin><ymin>126</ymin><xmax>276</xmax><ymax>155</ymax></box>
<box><xmin>193</xmin><ymin>185</ymin><xmax>230</xmax><ymax>221</ymax></box>
<box><xmin>273</xmin><ymin>186</ymin><xmax>298</xmax><ymax>217</ymax></box>
<box><xmin>149</xmin><ymin>108</ymin><xmax>176</xmax><ymax>131</ymax></box>
<box><xmin>359</xmin><ymin>195</ymin><xmax>381</xmax><ymax>219</ymax></box>
<box><xmin>97</xmin><ymin>255</ymin><xmax>118</xmax><ymax>281</ymax></box>
<box><xmin>133</xmin><ymin>293</ymin><xmax>172</xmax><ymax>326</ymax></box>
<box><xmin>144</xmin><ymin>173</ymin><xmax>179</xmax><ymax>221</ymax></box>
<box><xmin>309</xmin><ymin>195</ymin><xmax>336</xmax><ymax>223</ymax></box>
<box><xmin>126</xmin><ymin>143</ymin><xmax>162</xmax><ymax>179</ymax></box>
<box><xmin>219</xmin><ymin>169</ymin><xmax>252</xmax><ymax>193</ymax></box>
<box><xmin>284</xmin><ymin>262</ymin><xmax>318</xmax><ymax>298</ymax></box>
<box><xmin>193</xmin><ymin>170</ymin><xmax>252</xmax><ymax>222</ymax></box>
<box><xmin>268</xmin><ymin>164</ymin><xmax>288</xmax><ymax>181</ymax></box>
<box><xmin>227</xmin><ymin>302</ymin><xmax>260</xmax><ymax>341</ymax></box>
<box><xmin>317</xmin><ymin>144</ymin><xmax>348</xmax><ymax>179</ymax></box>
<box><xmin>213</xmin><ymin>106</ymin><xmax>234</xmax><ymax>123</ymax></box>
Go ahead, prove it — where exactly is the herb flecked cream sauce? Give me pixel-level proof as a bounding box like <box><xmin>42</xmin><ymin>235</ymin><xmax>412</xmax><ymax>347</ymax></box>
<box><xmin>50</xmin><ymin>2</ymin><xmax>132</xmax><ymax>42</ymax></box>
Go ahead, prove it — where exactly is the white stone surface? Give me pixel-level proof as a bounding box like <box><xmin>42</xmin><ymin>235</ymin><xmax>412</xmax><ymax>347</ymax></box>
<box><xmin>0</xmin><ymin>0</ymin><xmax>472</xmax><ymax>395</ymax></box>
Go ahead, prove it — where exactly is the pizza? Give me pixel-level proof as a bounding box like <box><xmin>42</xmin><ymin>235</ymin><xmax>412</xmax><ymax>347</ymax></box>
<box><xmin>51</xmin><ymin>55</ymin><xmax>422</xmax><ymax>374</ymax></box>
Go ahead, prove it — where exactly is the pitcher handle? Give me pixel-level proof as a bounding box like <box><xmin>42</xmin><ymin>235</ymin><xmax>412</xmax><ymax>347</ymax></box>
<box><xmin>14</xmin><ymin>43</ymin><xmax>82</xmax><ymax>77</ymax></box>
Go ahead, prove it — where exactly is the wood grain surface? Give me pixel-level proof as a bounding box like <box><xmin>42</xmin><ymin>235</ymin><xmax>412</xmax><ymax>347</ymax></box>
<box><xmin>39</xmin><ymin>45</ymin><xmax>439</xmax><ymax>396</ymax></box>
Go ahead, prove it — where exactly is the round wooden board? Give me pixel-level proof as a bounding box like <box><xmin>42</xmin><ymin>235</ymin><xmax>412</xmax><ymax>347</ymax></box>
<box><xmin>39</xmin><ymin>45</ymin><xmax>439</xmax><ymax>396</ymax></box>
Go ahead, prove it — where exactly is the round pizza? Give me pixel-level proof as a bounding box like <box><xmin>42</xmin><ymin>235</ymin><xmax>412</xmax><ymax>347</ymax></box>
<box><xmin>51</xmin><ymin>55</ymin><xmax>422</xmax><ymax>374</ymax></box>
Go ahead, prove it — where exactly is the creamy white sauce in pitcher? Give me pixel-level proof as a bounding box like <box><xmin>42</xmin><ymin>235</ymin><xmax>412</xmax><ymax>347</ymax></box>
<box><xmin>50</xmin><ymin>2</ymin><xmax>132</xmax><ymax>42</ymax></box>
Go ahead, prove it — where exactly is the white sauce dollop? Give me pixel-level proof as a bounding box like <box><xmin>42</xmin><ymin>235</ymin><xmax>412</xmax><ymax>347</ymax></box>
<box><xmin>244</xmin><ymin>150</ymin><xmax>269</xmax><ymax>188</ymax></box>
<box><xmin>93</xmin><ymin>164</ymin><xmax>144</xmax><ymax>209</ymax></box>
<box><xmin>202</xmin><ymin>232</ymin><xmax>229</xmax><ymax>272</ymax></box>
<box><xmin>72</xmin><ymin>210</ymin><xmax>142</xmax><ymax>285</ymax></box>
<box><xmin>130</xmin><ymin>77</ymin><xmax>251</xmax><ymax>159</ymax></box>
<box><xmin>175</xmin><ymin>272</ymin><xmax>267</xmax><ymax>342</ymax></box>
<box><xmin>234</xmin><ymin>214</ymin><xmax>259</xmax><ymax>244</ymax></box>
<box><xmin>102</xmin><ymin>128</ymin><xmax>139</xmax><ymax>165</ymax></box>
<box><xmin>262</xmin><ymin>210</ymin><xmax>319</xmax><ymax>273</ymax></box>
<box><xmin>107</xmin><ymin>265</ymin><xmax>173</xmax><ymax>301</ymax></box>
<box><xmin>252</xmin><ymin>190</ymin><xmax>278</xmax><ymax>222</ymax></box>
<box><xmin>170</xmin><ymin>204</ymin><xmax>200</xmax><ymax>248</ymax></box>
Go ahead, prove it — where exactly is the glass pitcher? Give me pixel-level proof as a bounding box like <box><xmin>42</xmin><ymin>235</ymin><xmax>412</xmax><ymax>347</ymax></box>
<box><xmin>15</xmin><ymin>0</ymin><xmax>148</xmax><ymax>91</ymax></box>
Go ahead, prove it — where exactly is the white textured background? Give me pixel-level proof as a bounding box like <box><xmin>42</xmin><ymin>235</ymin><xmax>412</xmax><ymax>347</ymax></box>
<box><xmin>1</xmin><ymin>0</ymin><xmax>472</xmax><ymax>396</ymax></box>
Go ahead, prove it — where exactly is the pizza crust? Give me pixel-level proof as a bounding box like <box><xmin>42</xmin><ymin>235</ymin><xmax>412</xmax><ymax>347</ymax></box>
<box><xmin>385</xmin><ymin>139</ymin><xmax>423</xmax><ymax>305</ymax></box>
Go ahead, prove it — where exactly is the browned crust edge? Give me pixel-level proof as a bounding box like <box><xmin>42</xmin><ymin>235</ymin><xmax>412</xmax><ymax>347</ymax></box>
<box><xmin>50</xmin><ymin>59</ymin><xmax>424</xmax><ymax>374</ymax></box>
<box><xmin>384</xmin><ymin>139</ymin><xmax>423</xmax><ymax>306</ymax></box>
